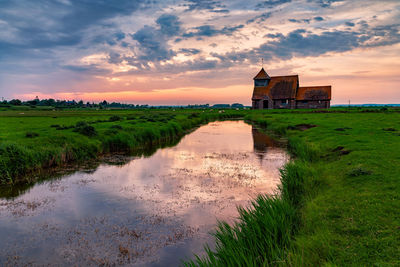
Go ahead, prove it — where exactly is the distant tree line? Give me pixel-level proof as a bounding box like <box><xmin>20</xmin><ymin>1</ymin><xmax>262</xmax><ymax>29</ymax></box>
<box><xmin>0</xmin><ymin>97</ymin><xmax>149</xmax><ymax>109</ymax></box>
<box><xmin>1</xmin><ymin>97</ymin><xmax>246</xmax><ymax>109</ymax></box>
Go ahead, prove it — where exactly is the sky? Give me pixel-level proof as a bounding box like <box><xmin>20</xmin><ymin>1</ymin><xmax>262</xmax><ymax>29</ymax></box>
<box><xmin>0</xmin><ymin>0</ymin><xmax>399</xmax><ymax>105</ymax></box>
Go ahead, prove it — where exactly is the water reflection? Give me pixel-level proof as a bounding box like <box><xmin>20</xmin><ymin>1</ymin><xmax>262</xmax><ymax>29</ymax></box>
<box><xmin>0</xmin><ymin>121</ymin><xmax>288</xmax><ymax>266</ymax></box>
<box><xmin>0</xmin><ymin>136</ymin><xmax>183</xmax><ymax>199</ymax></box>
<box><xmin>252</xmin><ymin>126</ymin><xmax>282</xmax><ymax>161</ymax></box>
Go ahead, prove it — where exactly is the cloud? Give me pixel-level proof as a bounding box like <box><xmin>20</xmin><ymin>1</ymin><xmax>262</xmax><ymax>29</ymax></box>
<box><xmin>156</xmin><ymin>14</ymin><xmax>182</xmax><ymax>36</ymax></box>
<box><xmin>178</xmin><ymin>48</ymin><xmax>202</xmax><ymax>55</ymax></box>
<box><xmin>0</xmin><ymin>0</ymin><xmax>143</xmax><ymax>50</ymax></box>
<box><xmin>314</xmin><ymin>16</ymin><xmax>324</xmax><ymax>21</ymax></box>
<box><xmin>307</xmin><ymin>0</ymin><xmax>344</xmax><ymax>8</ymax></box>
<box><xmin>129</xmin><ymin>13</ymin><xmax>185</xmax><ymax>62</ymax></box>
<box><xmin>257</xmin><ymin>29</ymin><xmax>360</xmax><ymax>59</ymax></box>
<box><xmin>184</xmin><ymin>0</ymin><xmax>229</xmax><ymax>13</ymax></box>
<box><xmin>289</xmin><ymin>18</ymin><xmax>311</xmax><ymax>24</ymax></box>
<box><xmin>131</xmin><ymin>25</ymin><xmax>175</xmax><ymax>61</ymax></box>
<box><xmin>182</xmin><ymin>24</ymin><xmax>244</xmax><ymax>38</ymax></box>
<box><xmin>246</xmin><ymin>12</ymin><xmax>272</xmax><ymax>24</ymax></box>
<box><xmin>211</xmin><ymin>28</ymin><xmax>362</xmax><ymax>65</ymax></box>
<box><xmin>1</xmin><ymin>0</ymin><xmax>400</xmax><ymax>103</ymax></box>
<box><xmin>256</xmin><ymin>0</ymin><xmax>291</xmax><ymax>8</ymax></box>
<box><xmin>364</xmin><ymin>24</ymin><xmax>400</xmax><ymax>47</ymax></box>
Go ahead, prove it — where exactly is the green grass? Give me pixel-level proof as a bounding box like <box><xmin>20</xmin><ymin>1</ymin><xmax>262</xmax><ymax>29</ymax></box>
<box><xmin>1</xmin><ymin>107</ymin><xmax>399</xmax><ymax>265</ymax></box>
<box><xmin>187</xmin><ymin>108</ymin><xmax>400</xmax><ymax>266</ymax></box>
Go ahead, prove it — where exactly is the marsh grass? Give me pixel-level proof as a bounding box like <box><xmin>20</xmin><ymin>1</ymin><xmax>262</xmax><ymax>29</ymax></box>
<box><xmin>187</xmin><ymin>108</ymin><xmax>400</xmax><ymax>266</ymax></box>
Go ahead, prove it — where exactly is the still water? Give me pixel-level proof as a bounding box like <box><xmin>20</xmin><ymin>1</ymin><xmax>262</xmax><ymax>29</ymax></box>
<box><xmin>0</xmin><ymin>121</ymin><xmax>288</xmax><ymax>266</ymax></box>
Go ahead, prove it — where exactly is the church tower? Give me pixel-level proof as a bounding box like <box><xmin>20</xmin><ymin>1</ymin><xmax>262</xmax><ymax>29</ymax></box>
<box><xmin>252</xmin><ymin>68</ymin><xmax>271</xmax><ymax>109</ymax></box>
<box><xmin>253</xmin><ymin>68</ymin><xmax>271</xmax><ymax>87</ymax></box>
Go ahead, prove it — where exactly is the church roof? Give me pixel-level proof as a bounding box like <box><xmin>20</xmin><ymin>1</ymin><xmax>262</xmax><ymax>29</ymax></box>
<box><xmin>252</xmin><ymin>75</ymin><xmax>299</xmax><ymax>100</ymax></box>
<box><xmin>253</xmin><ymin>68</ymin><xmax>271</xmax><ymax>80</ymax></box>
<box><xmin>296</xmin><ymin>86</ymin><xmax>331</xmax><ymax>100</ymax></box>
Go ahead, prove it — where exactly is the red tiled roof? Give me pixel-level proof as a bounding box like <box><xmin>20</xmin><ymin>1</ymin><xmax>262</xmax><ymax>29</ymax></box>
<box><xmin>296</xmin><ymin>86</ymin><xmax>331</xmax><ymax>100</ymax></box>
<box><xmin>252</xmin><ymin>75</ymin><xmax>299</xmax><ymax>100</ymax></box>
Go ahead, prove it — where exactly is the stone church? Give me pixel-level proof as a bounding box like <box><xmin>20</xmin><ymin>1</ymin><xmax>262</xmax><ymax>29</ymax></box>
<box><xmin>251</xmin><ymin>68</ymin><xmax>331</xmax><ymax>109</ymax></box>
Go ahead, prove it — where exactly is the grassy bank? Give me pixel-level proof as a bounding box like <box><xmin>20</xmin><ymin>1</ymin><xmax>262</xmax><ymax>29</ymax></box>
<box><xmin>187</xmin><ymin>109</ymin><xmax>400</xmax><ymax>266</ymax></box>
<box><xmin>0</xmin><ymin>109</ymin><xmax>244</xmax><ymax>184</ymax></box>
<box><xmin>1</xmin><ymin>107</ymin><xmax>399</xmax><ymax>265</ymax></box>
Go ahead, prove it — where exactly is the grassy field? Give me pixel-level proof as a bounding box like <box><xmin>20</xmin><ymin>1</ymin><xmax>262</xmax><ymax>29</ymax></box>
<box><xmin>1</xmin><ymin>107</ymin><xmax>399</xmax><ymax>265</ymax></box>
<box><xmin>187</xmin><ymin>108</ymin><xmax>400</xmax><ymax>266</ymax></box>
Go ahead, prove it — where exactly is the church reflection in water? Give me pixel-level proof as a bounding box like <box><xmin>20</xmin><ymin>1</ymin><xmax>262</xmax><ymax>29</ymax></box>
<box><xmin>252</xmin><ymin>125</ymin><xmax>281</xmax><ymax>161</ymax></box>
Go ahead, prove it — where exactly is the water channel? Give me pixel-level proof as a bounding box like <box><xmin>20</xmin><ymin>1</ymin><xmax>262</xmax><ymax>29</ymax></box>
<box><xmin>0</xmin><ymin>121</ymin><xmax>288</xmax><ymax>266</ymax></box>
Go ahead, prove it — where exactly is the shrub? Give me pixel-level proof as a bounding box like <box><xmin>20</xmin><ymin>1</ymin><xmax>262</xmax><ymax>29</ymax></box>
<box><xmin>188</xmin><ymin>113</ymin><xmax>200</xmax><ymax>119</ymax></box>
<box><xmin>73</xmin><ymin>121</ymin><xmax>97</xmax><ymax>137</ymax></box>
<box><xmin>75</xmin><ymin>121</ymin><xmax>87</xmax><ymax>128</ymax></box>
<box><xmin>109</xmin><ymin>115</ymin><xmax>122</xmax><ymax>122</ymax></box>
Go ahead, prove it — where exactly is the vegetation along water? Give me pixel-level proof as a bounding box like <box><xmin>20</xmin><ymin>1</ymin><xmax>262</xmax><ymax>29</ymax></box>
<box><xmin>0</xmin><ymin>107</ymin><xmax>399</xmax><ymax>265</ymax></box>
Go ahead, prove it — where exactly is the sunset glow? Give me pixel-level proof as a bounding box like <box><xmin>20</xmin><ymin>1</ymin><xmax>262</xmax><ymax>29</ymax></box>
<box><xmin>1</xmin><ymin>0</ymin><xmax>399</xmax><ymax>105</ymax></box>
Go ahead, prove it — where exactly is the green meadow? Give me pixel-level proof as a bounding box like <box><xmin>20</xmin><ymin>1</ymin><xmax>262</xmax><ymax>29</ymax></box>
<box><xmin>1</xmin><ymin>107</ymin><xmax>399</xmax><ymax>265</ymax></box>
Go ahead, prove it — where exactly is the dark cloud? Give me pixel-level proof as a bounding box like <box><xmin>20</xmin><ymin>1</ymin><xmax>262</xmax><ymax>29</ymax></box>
<box><xmin>131</xmin><ymin>25</ymin><xmax>175</xmax><ymax>61</ymax></box>
<box><xmin>114</xmin><ymin>32</ymin><xmax>126</xmax><ymax>41</ymax></box>
<box><xmin>345</xmin><ymin>22</ymin><xmax>355</xmax><ymax>27</ymax></box>
<box><xmin>156</xmin><ymin>14</ymin><xmax>182</xmax><ymax>36</ymax></box>
<box><xmin>90</xmin><ymin>31</ymin><xmax>127</xmax><ymax>46</ymax></box>
<box><xmin>364</xmin><ymin>24</ymin><xmax>400</xmax><ymax>47</ymax></box>
<box><xmin>307</xmin><ymin>0</ymin><xmax>344</xmax><ymax>8</ymax></box>
<box><xmin>0</xmin><ymin>0</ymin><xmax>143</xmax><ymax>51</ymax></box>
<box><xmin>246</xmin><ymin>12</ymin><xmax>272</xmax><ymax>24</ymax></box>
<box><xmin>130</xmin><ymin>13</ymin><xmax>184</xmax><ymax>62</ymax></box>
<box><xmin>210</xmin><ymin>28</ymin><xmax>362</xmax><ymax>65</ymax></box>
<box><xmin>257</xmin><ymin>29</ymin><xmax>360</xmax><ymax>59</ymax></box>
<box><xmin>108</xmin><ymin>52</ymin><xmax>123</xmax><ymax>64</ymax></box>
<box><xmin>256</xmin><ymin>0</ymin><xmax>291</xmax><ymax>8</ymax></box>
<box><xmin>314</xmin><ymin>16</ymin><xmax>324</xmax><ymax>21</ymax></box>
<box><xmin>182</xmin><ymin>24</ymin><xmax>244</xmax><ymax>38</ymax></box>
<box><xmin>289</xmin><ymin>18</ymin><xmax>311</xmax><ymax>23</ymax></box>
<box><xmin>265</xmin><ymin>33</ymin><xmax>284</xmax><ymax>38</ymax></box>
<box><xmin>62</xmin><ymin>65</ymin><xmax>111</xmax><ymax>76</ymax></box>
<box><xmin>179</xmin><ymin>48</ymin><xmax>202</xmax><ymax>55</ymax></box>
<box><xmin>184</xmin><ymin>0</ymin><xmax>229</xmax><ymax>13</ymax></box>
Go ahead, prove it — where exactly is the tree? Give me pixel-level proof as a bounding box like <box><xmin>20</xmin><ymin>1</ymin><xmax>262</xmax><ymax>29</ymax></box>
<box><xmin>9</xmin><ymin>99</ymin><xmax>22</xmax><ymax>105</ymax></box>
